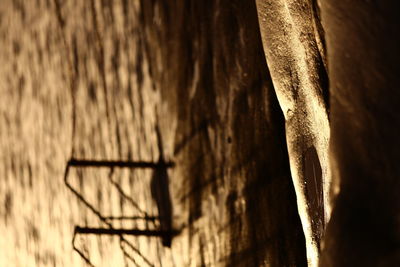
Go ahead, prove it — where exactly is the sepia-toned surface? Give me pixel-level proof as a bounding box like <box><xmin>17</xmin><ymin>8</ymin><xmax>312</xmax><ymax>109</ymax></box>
<box><xmin>0</xmin><ymin>1</ymin><xmax>308</xmax><ymax>266</ymax></box>
<box><xmin>320</xmin><ymin>1</ymin><xmax>400</xmax><ymax>266</ymax></box>
<box><xmin>1</xmin><ymin>0</ymin><xmax>161</xmax><ymax>266</ymax></box>
<box><xmin>4</xmin><ymin>0</ymin><xmax>400</xmax><ymax>267</ymax></box>
<box><xmin>256</xmin><ymin>0</ymin><xmax>330</xmax><ymax>265</ymax></box>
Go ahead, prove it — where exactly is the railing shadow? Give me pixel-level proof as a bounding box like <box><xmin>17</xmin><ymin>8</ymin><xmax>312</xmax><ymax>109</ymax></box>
<box><xmin>64</xmin><ymin>155</ymin><xmax>178</xmax><ymax>266</ymax></box>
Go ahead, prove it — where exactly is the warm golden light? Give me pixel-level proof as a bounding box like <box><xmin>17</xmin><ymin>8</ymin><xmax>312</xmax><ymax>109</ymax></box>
<box><xmin>0</xmin><ymin>0</ymin><xmax>347</xmax><ymax>266</ymax></box>
<box><xmin>256</xmin><ymin>0</ymin><xmax>331</xmax><ymax>265</ymax></box>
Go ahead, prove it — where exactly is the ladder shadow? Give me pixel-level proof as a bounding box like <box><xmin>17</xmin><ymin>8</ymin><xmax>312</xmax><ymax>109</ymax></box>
<box><xmin>64</xmin><ymin>125</ymin><xmax>178</xmax><ymax>266</ymax></box>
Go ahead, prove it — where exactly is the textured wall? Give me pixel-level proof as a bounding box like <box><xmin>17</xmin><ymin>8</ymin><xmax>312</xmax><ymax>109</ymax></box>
<box><xmin>139</xmin><ymin>0</ymin><xmax>307</xmax><ymax>265</ymax></box>
<box><xmin>1</xmin><ymin>0</ymin><xmax>161</xmax><ymax>266</ymax></box>
<box><xmin>256</xmin><ymin>0</ymin><xmax>329</xmax><ymax>265</ymax></box>
<box><xmin>0</xmin><ymin>1</ymin><xmax>307</xmax><ymax>266</ymax></box>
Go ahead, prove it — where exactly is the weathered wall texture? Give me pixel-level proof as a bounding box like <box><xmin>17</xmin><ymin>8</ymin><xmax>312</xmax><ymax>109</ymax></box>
<box><xmin>5</xmin><ymin>0</ymin><xmax>398</xmax><ymax>266</ymax></box>
<box><xmin>1</xmin><ymin>0</ymin><xmax>161</xmax><ymax>266</ymax></box>
<box><xmin>140</xmin><ymin>0</ymin><xmax>308</xmax><ymax>265</ymax></box>
<box><xmin>1</xmin><ymin>1</ymin><xmax>308</xmax><ymax>266</ymax></box>
<box><xmin>256</xmin><ymin>0</ymin><xmax>329</xmax><ymax>265</ymax></box>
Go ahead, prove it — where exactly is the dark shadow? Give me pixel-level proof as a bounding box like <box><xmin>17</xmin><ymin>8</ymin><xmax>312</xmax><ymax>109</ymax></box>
<box><xmin>119</xmin><ymin>238</ymin><xmax>140</xmax><ymax>267</ymax></box>
<box><xmin>71</xmin><ymin>230</ymin><xmax>96</xmax><ymax>267</ymax></box>
<box><xmin>72</xmin><ymin>226</ymin><xmax>158</xmax><ymax>267</ymax></box>
<box><xmin>119</xmin><ymin>237</ymin><xmax>154</xmax><ymax>267</ymax></box>
<box><xmin>198</xmin><ymin>236</ymin><xmax>207</xmax><ymax>267</ymax></box>
<box><xmin>173</xmin><ymin>119</ymin><xmax>209</xmax><ymax>156</ymax></box>
<box><xmin>107</xmin><ymin>167</ymin><xmax>151</xmax><ymax>219</ymax></box>
<box><xmin>150</xmin><ymin>124</ymin><xmax>174</xmax><ymax>247</ymax></box>
<box><xmin>74</xmin><ymin>226</ymin><xmax>179</xmax><ymax>237</ymax></box>
<box><xmin>138</xmin><ymin>0</ymin><xmax>308</xmax><ymax>264</ymax></box>
<box><xmin>104</xmin><ymin>215</ymin><xmax>158</xmax><ymax>222</ymax></box>
<box><xmin>67</xmin><ymin>158</ymin><xmax>174</xmax><ymax>169</ymax></box>
<box><xmin>304</xmin><ymin>145</ymin><xmax>324</xmax><ymax>251</ymax></box>
<box><xmin>65</xmin><ymin>168</ymin><xmax>157</xmax><ymax>266</ymax></box>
